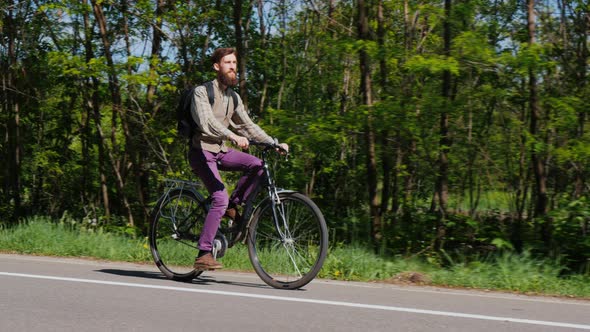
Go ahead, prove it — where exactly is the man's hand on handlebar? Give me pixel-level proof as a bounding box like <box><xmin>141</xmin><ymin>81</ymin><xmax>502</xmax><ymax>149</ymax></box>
<box><xmin>244</xmin><ymin>139</ymin><xmax>289</xmax><ymax>157</ymax></box>
<box><xmin>277</xmin><ymin>143</ymin><xmax>289</xmax><ymax>155</ymax></box>
<box><xmin>230</xmin><ymin>134</ymin><xmax>250</xmax><ymax>149</ymax></box>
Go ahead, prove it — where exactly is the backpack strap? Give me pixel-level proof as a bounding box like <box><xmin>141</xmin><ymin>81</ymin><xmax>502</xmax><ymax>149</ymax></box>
<box><xmin>229</xmin><ymin>89</ymin><xmax>238</xmax><ymax>110</ymax></box>
<box><xmin>203</xmin><ymin>80</ymin><xmax>238</xmax><ymax>110</ymax></box>
<box><xmin>203</xmin><ymin>80</ymin><xmax>215</xmax><ymax>107</ymax></box>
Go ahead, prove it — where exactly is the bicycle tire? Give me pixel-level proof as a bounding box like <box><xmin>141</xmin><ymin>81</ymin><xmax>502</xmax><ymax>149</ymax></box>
<box><xmin>149</xmin><ymin>188</ymin><xmax>205</xmax><ymax>281</ymax></box>
<box><xmin>248</xmin><ymin>192</ymin><xmax>328</xmax><ymax>289</ymax></box>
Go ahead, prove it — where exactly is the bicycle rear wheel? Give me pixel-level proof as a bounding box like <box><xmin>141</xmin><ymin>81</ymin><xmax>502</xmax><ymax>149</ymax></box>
<box><xmin>149</xmin><ymin>188</ymin><xmax>205</xmax><ymax>281</ymax></box>
<box><xmin>248</xmin><ymin>192</ymin><xmax>328</xmax><ymax>289</ymax></box>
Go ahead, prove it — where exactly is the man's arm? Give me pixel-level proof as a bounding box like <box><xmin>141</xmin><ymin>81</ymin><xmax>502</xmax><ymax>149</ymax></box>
<box><xmin>229</xmin><ymin>95</ymin><xmax>275</xmax><ymax>144</ymax></box>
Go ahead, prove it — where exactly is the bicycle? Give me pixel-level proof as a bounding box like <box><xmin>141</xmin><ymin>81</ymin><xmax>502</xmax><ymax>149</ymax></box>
<box><xmin>148</xmin><ymin>141</ymin><xmax>328</xmax><ymax>290</ymax></box>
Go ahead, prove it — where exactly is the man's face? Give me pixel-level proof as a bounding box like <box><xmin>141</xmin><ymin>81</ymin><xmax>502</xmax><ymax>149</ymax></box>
<box><xmin>215</xmin><ymin>53</ymin><xmax>238</xmax><ymax>87</ymax></box>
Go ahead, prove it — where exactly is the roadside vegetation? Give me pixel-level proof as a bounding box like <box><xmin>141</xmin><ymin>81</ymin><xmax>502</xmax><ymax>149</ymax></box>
<box><xmin>2</xmin><ymin>1</ymin><xmax>590</xmax><ymax>303</ymax></box>
<box><xmin>1</xmin><ymin>217</ymin><xmax>588</xmax><ymax>299</ymax></box>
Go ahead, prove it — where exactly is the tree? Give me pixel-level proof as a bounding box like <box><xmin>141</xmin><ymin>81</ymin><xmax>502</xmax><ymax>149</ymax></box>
<box><xmin>1</xmin><ymin>0</ymin><xmax>589</xmax><ymax>267</ymax></box>
<box><xmin>1</xmin><ymin>0</ymin><xmax>23</xmax><ymax>222</ymax></box>
<box><xmin>357</xmin><ymin>0</ymin><xmax>381</xmax><ymax>249</ymax></box>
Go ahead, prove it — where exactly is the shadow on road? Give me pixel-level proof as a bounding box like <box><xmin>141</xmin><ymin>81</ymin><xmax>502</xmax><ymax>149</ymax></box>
<box><xmin>94</xmin><ymin>268</ymin><xmax>293</xmax><ymax>291</ymax></box>
<box><xmin>191</xmin><ymin>275</ymin><xmax>272</xmax><ymax>290</ymax></box>
<box><xmin>96</xmin><ymin>269</ymin><xmax>166</xmax><ymax>280</ymax></box>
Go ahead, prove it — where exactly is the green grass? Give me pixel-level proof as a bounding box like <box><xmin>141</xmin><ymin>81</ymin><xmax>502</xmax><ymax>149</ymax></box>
<box><xmin>0</xmin><ymin>217</ymin><xmax>152</xmax><ymax>262</ymax></box>
<box><xmin>1</xmin><ymin>217</ymin><xmax>589</xmax><ymax>299</ymax></box>
<box><xmin>430</xmin><ymin>256</ymin><xmax>590</xmax><ymax>297</ymax></box>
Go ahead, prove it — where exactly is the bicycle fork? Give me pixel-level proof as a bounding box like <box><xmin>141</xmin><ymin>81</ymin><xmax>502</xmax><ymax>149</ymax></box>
<box><xmin>262</xmin><ymin>160</ymin><xmax>291</xmax><ymax>242</ymax></box>
<box><xmin>268</xmin><ymin>188</ymin><xmax>303</xmax><ymax>276</ymax></box>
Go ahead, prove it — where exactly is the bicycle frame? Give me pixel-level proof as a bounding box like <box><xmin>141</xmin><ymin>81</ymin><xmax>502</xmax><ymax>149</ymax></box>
<box><xmin>258</xmin><ymin>148</ymin><xmax>293</xmax><ymax>240</ymax></box>
<box><xmin>155</xmin><ymin>143</ymin><xmax>290</xmax><ymax>248</ymax></box>
<box><xmin>227</xmin><ymin>144</ymin><xmax>293</xmax><ymax>246</ymax></box>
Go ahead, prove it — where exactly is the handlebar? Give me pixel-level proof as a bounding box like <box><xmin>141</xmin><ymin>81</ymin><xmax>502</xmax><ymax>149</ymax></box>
<box><xmin>249</xmin><ymin>140</ymin><xmax>289</xmax><ymax>156</ymax></box>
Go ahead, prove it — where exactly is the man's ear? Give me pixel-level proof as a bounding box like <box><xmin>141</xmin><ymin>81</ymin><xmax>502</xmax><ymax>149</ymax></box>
<box><xmin>213</xmin><ymin>62</ymin><xmax>220</xmax><ymax>71</ymax></box>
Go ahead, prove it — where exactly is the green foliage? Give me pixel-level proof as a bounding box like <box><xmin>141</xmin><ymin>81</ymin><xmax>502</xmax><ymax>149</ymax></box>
<box><xmin>548</xmin><ymin>197</ymin><xmax>590</xmax><ymax>273</ymax></box>
<box><xmin>1</xmin><ymin>219</ymin><xmax>588</xmax><ymax>298</ymax></box>
<box><xmin>405</xmin><ymin>55</ymin><xmax>460</xmax><ymax>76</ymax></box>
<box><xmin>452</xmin><ymin>31</ymin><xmax>496</xmax><ymax>68</ymax></box>
<box><xmin>1</xmin><ymin>0</ymin><xmax>590</xmax><ymax>279</ymax></box>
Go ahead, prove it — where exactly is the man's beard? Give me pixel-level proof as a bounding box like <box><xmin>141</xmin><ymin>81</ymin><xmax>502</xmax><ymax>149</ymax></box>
<box><xmin>219</xmin><ymin>71</ymin><xmax>238</xmax><ymax>87</ymax></box>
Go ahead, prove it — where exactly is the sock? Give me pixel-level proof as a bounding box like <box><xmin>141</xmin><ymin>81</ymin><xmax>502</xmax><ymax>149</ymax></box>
<box><xmin>197</xmin><ymin>250</ymin><xmax>209</xmax><ymax>258</ymax></box>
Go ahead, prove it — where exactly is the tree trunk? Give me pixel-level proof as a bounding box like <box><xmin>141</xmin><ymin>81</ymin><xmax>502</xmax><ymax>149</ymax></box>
<box><xmin>527</xmin><ymin>0</ymin><xmax>551</xmax><ymax>249</ymax></box>
<box><xmin>570</xmin><ymin>1</ymin><xmax>588</xmax><ymax>198</ymax></box>
<box><xmin>433</xmin><ymin>0</ymin><xmax>452</xmax><ymax>250</ymax></box>
<box><xmin>400</xmin><ymin>0</ymin><xmax>419</xmax><ymax>213</ymax></box>
<box><xmin>377</xmin><ymin>0</ymin><xmax>392</xmax><ymax>226</ymax></box>
<box><xmin>377</xmin><ymin>0</ymin><xmax>387</xmax><ymax>92</ymax></box>
<box><xmin>4</xmin><ymin>3</ymin><xmax>22</xmax><ymax>222</ymax></box>
<box><xmin>528</xmin><ymin>0</ymin><xmax>547</xmax><ymax>217</ymax></box>
<box><xmin>91</xmin><ymin>1</ymin><xmax>135</xmax><ymax>226</ymax></box>
<box><xmin>83</xmin><ymin>0</ymin><xmax>110</xmax><ymax>220</ymax></box>
<box><xmin>527</xmin><ymin>0</ymin><xmax>549</xmax><ymax>228</ymax></box>
<box><xmin>437</xmin><ymin>0</ymin><xmax>452</xmax><ymax>217</ymax></box>
<box><xmin>257</xmin><ymin>0</ymin><xmax>268</xmax><ymax>115</ymax></box>
<box><xmin>135</xmin><ymin>0</ymin><xmax>167</xmax><ymax>226</ymax></box>
<box><xmin>357</xmin><ymin>0</ymin><xmax>381</xmax><ymax>249</ymax></box>
<box><xmin>234</xmin><ymin>0</ymin><xmax>249</xmax><ymax>108</ymax></box>
<box><xmin>146</xmin><ymin>0</ymin><xmax>164</xmax><ymax>108</ymax></box>
<box><xmin>276</xmin><ymin>0</ymin><xmax>288</xmax><ymax>110</ymax></box>
<box><xmin>511</xmin><ymin>96</ymin><xmax>530</xmax><ymax>252</ymax></box>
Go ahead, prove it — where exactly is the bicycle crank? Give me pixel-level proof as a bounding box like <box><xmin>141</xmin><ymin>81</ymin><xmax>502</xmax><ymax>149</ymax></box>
<box><xmin>212</xmin><ymin>233</ymin><xmax>228</xmax><ymax>260</ymax></box>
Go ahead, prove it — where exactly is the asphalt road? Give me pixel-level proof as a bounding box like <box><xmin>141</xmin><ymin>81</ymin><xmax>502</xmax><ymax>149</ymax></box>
<box><xmin>1</xmin><ymin>253</ymin><xmax>589</xmax><ymax>331</ymax></box>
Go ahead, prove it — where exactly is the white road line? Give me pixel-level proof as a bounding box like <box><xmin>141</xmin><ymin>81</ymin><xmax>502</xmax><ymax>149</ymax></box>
<box><xmin>1</xmin><ymin>272</ymin><xmax>589</xmax><ymax>330</ymax></box>
<box><xmin>3</xmin><ymin>254</ymin><xmax>587</xmax><ymax>306</ymax></box>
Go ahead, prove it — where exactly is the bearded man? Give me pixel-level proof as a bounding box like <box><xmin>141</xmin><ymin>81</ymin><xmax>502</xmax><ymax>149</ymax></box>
<box><xmin>188</xmin><ymin>47</ymin><xmax>289</xmax><ymax>270</ymax></box>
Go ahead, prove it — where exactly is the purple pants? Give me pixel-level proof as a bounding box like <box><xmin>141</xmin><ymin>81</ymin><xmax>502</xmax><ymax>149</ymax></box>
<box><xmin>189</xmin><ymin>148</ymin><xmax>264</xmax><ymax>251</ymax></box>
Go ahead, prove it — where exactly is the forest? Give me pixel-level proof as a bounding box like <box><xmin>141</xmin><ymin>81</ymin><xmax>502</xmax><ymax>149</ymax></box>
<box><xmin>1</xmin><ymin>0</ymin><xmax>589</xmax><ymax>272</ymax></box>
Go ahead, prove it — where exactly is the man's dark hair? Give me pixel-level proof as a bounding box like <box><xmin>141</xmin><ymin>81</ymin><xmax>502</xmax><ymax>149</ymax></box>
<box><xmin>211</xmin><ymin>48</ymin><xmax>237</xmax><ymax>65</ymax></box>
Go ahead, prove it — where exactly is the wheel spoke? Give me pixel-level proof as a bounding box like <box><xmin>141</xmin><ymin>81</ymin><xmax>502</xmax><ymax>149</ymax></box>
<box><xmin>282</xmin><ymin>242</ymin><xmax>303</xmax><ymax>277</ymax></box>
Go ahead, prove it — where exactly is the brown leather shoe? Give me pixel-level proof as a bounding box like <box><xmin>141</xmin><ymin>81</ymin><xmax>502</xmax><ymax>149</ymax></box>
<box><xmin>224</xmin><ymin>206</ymin><xmax>241</xmax><ymax>222</ymax></box>
<box><xmin>194</xmin><ymin>253</ymin><xmax>223</xmax><ymax>270</ymax></box>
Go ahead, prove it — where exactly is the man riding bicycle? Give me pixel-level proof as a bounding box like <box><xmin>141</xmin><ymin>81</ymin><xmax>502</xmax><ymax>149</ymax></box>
<box><xmin>188</xmin><ymin>47</ymin><xmax>288</xmax><ymax>270</ymax></box>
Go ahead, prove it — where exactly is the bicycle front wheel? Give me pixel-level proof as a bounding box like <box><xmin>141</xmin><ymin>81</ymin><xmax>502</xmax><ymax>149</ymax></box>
<box><xmin>248</xmin><ymin>192</ymin><xmax>328</xmax><ymax>289</ymax></box>
<box><xmin>149</xmin><ymin>188</ymin><xmax>205</xmax><ymax>281</ymax></box>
